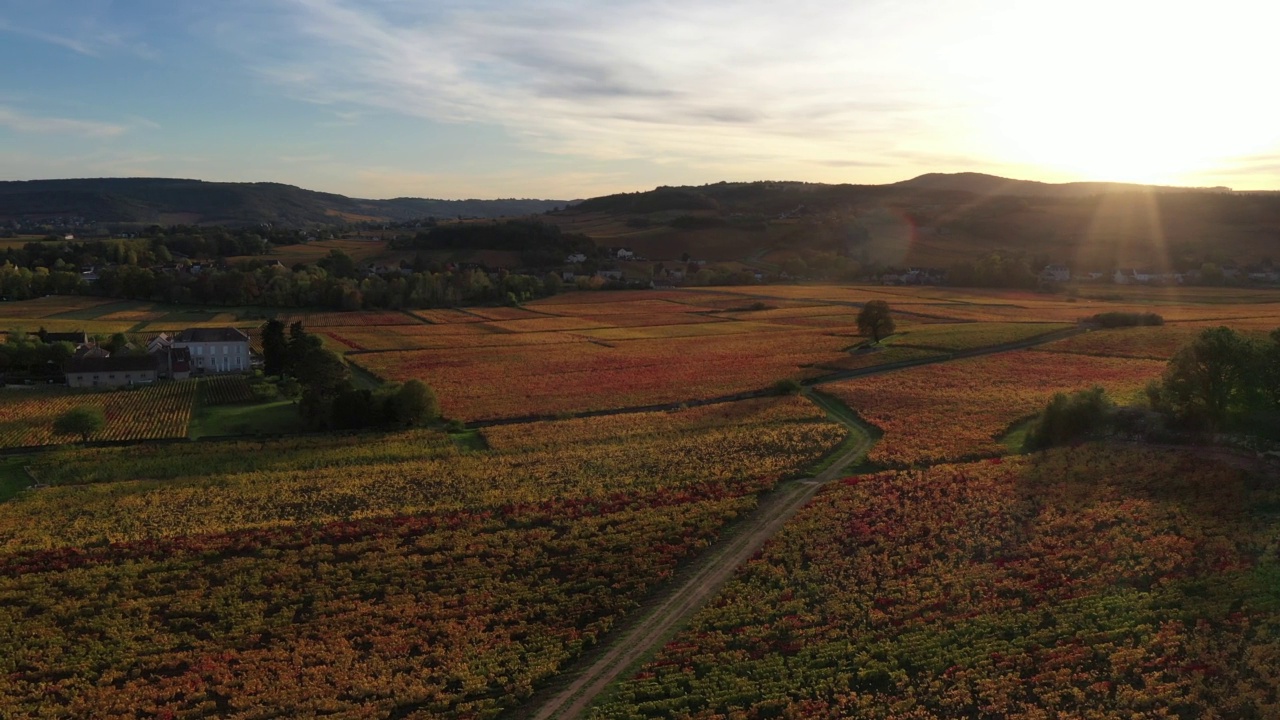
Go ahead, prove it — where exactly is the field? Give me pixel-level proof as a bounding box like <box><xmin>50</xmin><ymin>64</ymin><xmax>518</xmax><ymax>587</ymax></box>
<box><xmin>823</xmin><ymin>351</ymin><xmax>1165</xmax><ymax>466</ymax></box>
<box><xmin>0</xmin><ymin>396</ymin><xmax>843</xmax><ymax>717</ymax></box>
<box><xmin>352</xmin><ymin>329</ymin><xmax>856</xmax><ymax>420</ymax></box>
<box><xmin>199</xmin><ymin>376</ymin><xmax>255</xmax><ymax>405</ymax></box>
<box><xmin>0</xmin><ymin>382</ymin><xmax>196</xmax><ymax>448</ymax></box>
<box><xmin>882</xmin><ymin>321</ymin><xmax>1073</xmax><ymax>351</ymax></box>
<box><xmin>4</xmin><ymin>283</ymin><xmax>1280</xmax><ymax>718</ymax></box>
<box><xmin>595</xmin><ymin>446</ymin><xmax>1280</xmax><ymax>718</ymax></box>
<box><xmin>230</xmin><ymin>238</ymin><xmax>391</xmax><ymax>266</ymax></box>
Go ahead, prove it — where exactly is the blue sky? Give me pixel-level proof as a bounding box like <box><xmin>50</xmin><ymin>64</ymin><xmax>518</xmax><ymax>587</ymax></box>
<box><xmin>2</xmin><ymin>0</ymin><xmax>1277</xmax><ymax>199</ymax></box>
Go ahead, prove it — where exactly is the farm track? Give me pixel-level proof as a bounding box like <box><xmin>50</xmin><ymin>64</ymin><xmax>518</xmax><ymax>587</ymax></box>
<box><xmin>516</xmin><ymin>391</ymin><xmax>874</xmax><ymax>720</ymax></box>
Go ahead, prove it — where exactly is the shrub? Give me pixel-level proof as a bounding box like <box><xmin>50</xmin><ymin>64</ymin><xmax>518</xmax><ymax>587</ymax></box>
<box><xmin>772</xmin><ymin>378</ymin><xmax>803</xmax><ymax>396</ymax></box>
<box><xmin>249</xmin><ymin>383</ymin><xmax>280</xmax><ymax>403</ymax></box>
<box><xmin>1088</xmin><ymin>312</ymin><xmax>1164</xmax><ymax>328</ymax></box>
<box><xmin>1024</xmin><ymin>386</ymin><xmax>1114</xmax><ymax>450</ymax></box>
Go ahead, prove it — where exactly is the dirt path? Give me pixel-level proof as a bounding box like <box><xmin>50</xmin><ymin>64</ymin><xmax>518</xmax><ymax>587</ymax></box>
<box><xmin>519</xmin><ymin>393</ymin><xmax>873</xmax><ymax>720</ymax></box>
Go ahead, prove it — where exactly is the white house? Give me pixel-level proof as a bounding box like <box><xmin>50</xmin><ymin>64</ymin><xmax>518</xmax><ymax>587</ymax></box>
<box><xmin>172</xmin><ymin>327</ymin><xmax>251</xmax><ymax>374</ymax></box>
<box><xmin>1041</xmin><ymin>264</ymin><xmax>1071</xmax><ymax>282</ymax></box>
<box><xmin>565</xmin><ymin>252</ymin><xmax>587</xmax><ymax>263</ymax></box>
<box><xmin>615</xmin><ymin>248</ymin><xmax>634</xmax><ymax>260</ymax></box>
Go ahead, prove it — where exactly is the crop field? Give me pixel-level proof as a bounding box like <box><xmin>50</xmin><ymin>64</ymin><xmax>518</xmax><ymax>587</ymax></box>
<box><xmin>533</xmin><ymin>298</ymin><xmax>720</xmax><ymax>315</ymax></box>
<box><xmin>481</xmin><ymin>395</ymin><xmax>830</xmax><ymax>451</ymax></box>
<box><xmin>1036</xmin><ymin>326</ymin><xmax>1211</xmax><ymax>360</ymax></box>
<box><xmin>0</xmin><ymin>295</ymin><xmax>119</xmax><ymax>320</ymax></box>
<box><xmin>812</xmin><ymin>346</ymin><xmax>946</xmax><ymax>373</ymax></box>
<box><xmin>460</xmin><ymin>306</ymin><xmax>552</xmax><ymax>321</ymax></box>
<box><xmin>273</xmin><ymin>310</ymin><xmax>420</xmax><ymax>328</ymax></box>
<box><xmin>0</xmin><ymin>398</ymin><xmax>842</xmax><ymax>717</ymax></box>
<box><xmin>883</xmin><ymin>321</ymin><xmax>1074</xmax><ymax>351</ymax></box>
<box><xmin>596</xmin><ymin>446</ymin><xmax>1280</xmax><ymax>719</ymax></box>
<box><xmin>243</xmin><ymin>238</ymin><xmax>391</xmax><ymax>266</ymax></box>
<box><xmin>6</xmin><ymin>283</ymin><xmax>1280</xmax><ymax>719</ymax></box>
<box><xmin>823</xmin><ymin>351</ymin><xmax>1164</xmax><ymax>466</ymax></box>
<box><xmin>682</xmin><ymin>285</ymin><xmax>905</xmax><ymax>305</ymax></box>
<box><xmin>351</xmin><ymin>329</ymin><xmax>856</xmax><ymax>421</ymax></box>
<box><xmin>576</xmin><ymin>320</ymin><xmax>797</xmax><ymax>342</ymax></box>
<box><xmin>482</xmin><ymin>316</ymin><xmax>609</xmax><ymax>333</ymax></box>
<box><xmin>324</xmin><ymin>326</ymin><xmax>584</xmax><ymax>352</ymax></box>
<box><xmin>0</xmin><ymin>382</ymin><xmax>196</xmax><ymax>448</ymax></box>
<box><xmin>410</xmin><ymin>308</ymin><xmax>488</xmax><ymax>324</ymax></box>
<box><xmin>199</xmin><ymin>376</ymin><xmax>254</xmax><ymax>405</ymax></box>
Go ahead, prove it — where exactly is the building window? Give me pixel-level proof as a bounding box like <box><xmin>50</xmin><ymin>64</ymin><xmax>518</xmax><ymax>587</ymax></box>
<box><xmin>223</xmin><ymin>345</ymin><xmax>228</xmax><ymax>354</ymax></box>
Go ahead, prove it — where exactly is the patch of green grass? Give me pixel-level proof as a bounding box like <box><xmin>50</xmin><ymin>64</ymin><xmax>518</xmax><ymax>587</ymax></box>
<box><xmin>189</xmin><ymin>399</ymin><xmax>304</xmax><ymax>438</ymax></box>
<box><xmin>447</xmin><ymin>429</ymin><xmax>489</xmax><ymax>452</ymax></box>
<box><xmin>347</xmin><ymin>361</ymin><xmax>384</xmax><ymax>391</ymax></box>
<box><xmin>803</xmin><ymin>389</ymin><xmax>879</xmax><ymax>475</ymax></box>
<box><xmin>999</xmin><ymin>416</ymin><xmax>1036</xmax><ymax>454</ymax></box>
<box><xmin>0</xmin><ymin>456</ymin><xmax>32</xmax><ymax>502</ymax></box>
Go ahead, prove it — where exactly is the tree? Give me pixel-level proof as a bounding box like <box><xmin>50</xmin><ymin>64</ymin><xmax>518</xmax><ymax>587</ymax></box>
<box><xmin>107</xmin><ymin>332</ymin><xmax>131</xmax><ymax>355</ymax></box>
<box><xmin>386</xmin><ymin>379</ymin><xmax>440</xmax><ymax>426</ymax></box>
<box><xmin>1154</xmin><ymin>326</ymin><xmax>1258</xmax><ymax>429</ymax></box>
<box><xmin>293</xmin><ymin>347</ymin><xmax>349</xmax><ymax>398</ymax></box>
<box><xmin>1259</xmin><ymin>328</ymin><xmax>1280</xmax><ymax>410</ymax></box>
<box><xmin>857</xmin><ymin>300</ymin><xmax>896</xmax><ymax>343</ymax></box>
<box><xmin>285</xmin><ymin>321</ymin><xmax>313</xmax><ymax>374</ymax></box>
<box><xmin>261</xmin><ymin>319</ymin><xmax>287</xmax><ymax>376</ymax></box>
<box><xmin>53</xmin><ymin>406</ymin><xmax>105</xmax><ymax>443</ymax></box>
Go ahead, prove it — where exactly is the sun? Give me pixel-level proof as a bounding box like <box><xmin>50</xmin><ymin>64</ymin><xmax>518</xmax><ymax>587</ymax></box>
<box><xmin>955</xmin><ymin>0</ymin><xmax>1280</xmax><ymax>185</ymax></box>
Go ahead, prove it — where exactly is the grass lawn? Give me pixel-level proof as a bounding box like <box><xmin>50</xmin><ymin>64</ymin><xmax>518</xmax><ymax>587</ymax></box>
<box><xmin>188</xmin><ymin>399</ymin><xmax>304</xmax><ymax>438</ymax></box>
<box><xmin>0</xmin><ymin>456</ymin><xmax>32</xmax><ymax>502</ymax></box>
<box><xmin>999</xmin><ymin>416</ymin><xmax>1035</xmax><ymax>454</ymax></box>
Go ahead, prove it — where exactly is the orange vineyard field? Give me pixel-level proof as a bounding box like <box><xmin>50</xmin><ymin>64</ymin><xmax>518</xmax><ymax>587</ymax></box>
<box><xmin>0</xmin><ymin>382</ymin><xmax>196</xmax><ymax>448</ymax></box>
<box><xmin>596</xmin><ymin>446</ymin><xmax>1280</xmax><ymax>719</ymax></box>
<box><xmin>824</xmin><ymin>351</ymin><xmax>1165</xmax><ymax>466</ymax></box>
<box><xmin>0</xmin><ymin>396</ymin><xmax>843</xmax><ymax>717</ymax></box>
<box><xmin>352</xmin><ymin>329</ymin><xmax>856</xmax><ymax>420</ymax></box>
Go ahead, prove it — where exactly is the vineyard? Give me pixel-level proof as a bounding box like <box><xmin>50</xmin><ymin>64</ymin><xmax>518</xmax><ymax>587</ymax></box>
<box><xmin>351</xmin><ymin>329</ymin><xmax>857</xmax><ymax>421</ymax></box>
<box><xmin>0</xmin><ymin>396</ymin><xmax>845</xmax><ymax>717</ymax></box>
<box><xmin>0</xmin><ymin>487</ymin><xmax>755</xmax><ymax>719</ymax></box>
<box><xmin>595</xmin><ymin>446</ymin><xmax>1280</xmax><ymax>718</ymax></box>
<box><xmin>823</xmin><ymin>352</ymin><xmax>1165</xmax><ymax>466</ymax></box>
<box><xmin>3</xmin><ymin>283</ymin><xmax>1280</xmax><ymax>719</ymax></box>
<box><xmin>199</xmin><ymin>376</ymin><xmax>254</xmax><ymax>405</ymax></box>
<box><xmin>882</xmin><ymin>321</ymin><xmax>1073</xmax><ymax>351</ymax></box>
<box><xmin>1036</xmin><ymin>325</ymin><xmax>1273</xmax><ymax>360</ymax></box>
<box><xmin>0</xmin><ymin>382</ymin><xmax>196</xmax><ymax>448</ymax></box>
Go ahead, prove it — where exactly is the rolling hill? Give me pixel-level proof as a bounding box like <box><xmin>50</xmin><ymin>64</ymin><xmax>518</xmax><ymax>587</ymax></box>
<box><xmin>0</xmin><ymin>178</ymin><xmax>569</xmax><ymax>226</ymax></box>
<box><xmin>546</xmin><ymin>175</ymin><xmax>1280</xmax><ymax>269</ymax></box>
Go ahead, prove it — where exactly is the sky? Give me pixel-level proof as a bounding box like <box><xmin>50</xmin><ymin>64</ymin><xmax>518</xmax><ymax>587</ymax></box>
<box><xmin>1</xmin><ymin>0</ymin><xmax>1278</xmax><ymax>200</ymax></box>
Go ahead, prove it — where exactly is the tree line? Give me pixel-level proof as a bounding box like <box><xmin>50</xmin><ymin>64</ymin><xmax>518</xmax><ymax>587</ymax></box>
<box><xmin>1025</xmin><ymin>326</ymin><xmax>1280</xmax><ymax>449</ymax></box>
<box><xmin>260</xmin><ymin>320</ymin><xmax>440</xmax><ymax>430</ymax></box>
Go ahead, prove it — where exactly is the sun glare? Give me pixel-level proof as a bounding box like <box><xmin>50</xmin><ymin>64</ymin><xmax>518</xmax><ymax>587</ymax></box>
<box><xmin>952</xmin><ymin>0</ymin><xmax>1280</xmax><ymax>185</ymax></box>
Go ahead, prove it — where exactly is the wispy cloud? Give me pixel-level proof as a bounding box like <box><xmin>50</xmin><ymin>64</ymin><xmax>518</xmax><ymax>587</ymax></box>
<box><xmin>216</xmin><ymin>0</ymin><xmax>956</xmax><ymax>174</ymax></box>
<box><xmin>0</xmin><ymin>107</ymin><xmax>128</xmax><ymax>137</ymax></box>
<box><xmin>0</xmin><ymin>12</ymin><xmax>156</xmax><ymax>59</ymax></box>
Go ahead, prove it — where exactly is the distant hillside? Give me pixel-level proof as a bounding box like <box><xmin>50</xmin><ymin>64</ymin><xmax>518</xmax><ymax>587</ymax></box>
<box><xmin>894</xmin><ymin>172</ymin><xmax>1233</xmax><ymax>198</ymax></box>
<box><xmin>546</xmin><ymin>175</ymin><xmax>1280</xmax><ymax>270</ymax></box>
<box><xmin>0</xmin><ymin>178</ymin><xmax>568</xmax><ymax>226</ymax></box>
